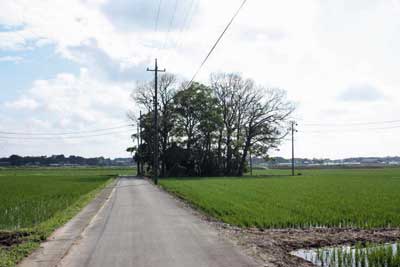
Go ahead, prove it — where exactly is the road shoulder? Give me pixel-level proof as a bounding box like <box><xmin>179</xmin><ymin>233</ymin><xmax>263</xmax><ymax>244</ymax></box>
<box><xmin>18</xmin><ymin>178</ymin><xmax>118</xmax><ymax>267</ymax></box>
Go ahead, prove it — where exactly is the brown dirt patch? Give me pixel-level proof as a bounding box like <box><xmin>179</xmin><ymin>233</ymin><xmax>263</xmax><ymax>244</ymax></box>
<box><xmin>0</xmin><ymin>231</ymin><xmax>31</xmax><ymax>247</ymax></box>
<box><xmin>218</xmin><ymin>226</ymin><xmax>400</xmax><ymax>267</ymax></box>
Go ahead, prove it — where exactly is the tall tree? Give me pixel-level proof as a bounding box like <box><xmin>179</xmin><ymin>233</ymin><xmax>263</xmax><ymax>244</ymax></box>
<box><xmin>210</xmin><ymin>73</ymin><xmax>254</xmax><ymax>175</ymax></box>
<box><xmin>173</xmin><ymin>82</ymin><xmax>222</xmax><ymax>176</ymax></box>
<box><xmin>238</xmin><ymin>88</ymin><xmax>294</xmax><ymax>176</ymax></box>
<box><xmin>132</xmin><ymin>74</ymin><xmax>178</xmax><ymax>176</ymax></box>
<box><xmin>130</xmin><ymin>72</ymin><xmax>294</xmax><ymax>177</ymax></box>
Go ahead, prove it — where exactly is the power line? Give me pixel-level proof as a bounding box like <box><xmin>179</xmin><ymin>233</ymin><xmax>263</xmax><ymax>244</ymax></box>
<box><xmin>187</xmin><ymin>0</ymin><xmax>248</xmax><ymax>88</ymax></box>
<box><xmin>162</xmin><ymin>0</ymin><xmax>179</xmax><ymax>50</ymax></box>
<box><xmin>185</xmin><ymin>0</ymin><xmax>199</xmax><ymax>32</ymax></box>
<box><xmin>163</xmin><ymin>0</ymin><xmax>197</xmax><ymax>62</ymax></box>
<box><xmin>302</xmin><ymin>119</ymin><xmax>400</xmax><ymax>127</ymax></box>
<box><xmin>154</xmin><ymin>0</ymin><xmax>163</xmax><ymax>32</ymax></box>
<box><xmin>0</xmin><ymin>124</ymin><xmax>133</xmax><ymax>136</ymax></box>
<box><xmin>179</xmin><ymin>0</ymin><xmax>196</xmax><ymax>34</ymax></box>
<box><xmin>0</xmin><ymin>129</ymin><xmax>133</xmax><ymax>140</ymax></box>
<box><xmin>300</xmin><ymin>124</ymin><xmax>400</xmax><ymax>134</ymax></box>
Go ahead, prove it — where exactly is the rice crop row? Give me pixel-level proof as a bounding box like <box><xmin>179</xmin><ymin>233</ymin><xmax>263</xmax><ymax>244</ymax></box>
<box><xmin>160</xmin><ymin>168</ymin><xmax>400</xmax><ymax>228</ymax></box>
<box><xmin>312</xmin><ymin>243</ymin><xmax>400</xmax><ymax>267</ymax></box>
<box><xmin>0</xmin><ymin>167</ymin><xmax>134</xmax><ymax>230</ymax></box>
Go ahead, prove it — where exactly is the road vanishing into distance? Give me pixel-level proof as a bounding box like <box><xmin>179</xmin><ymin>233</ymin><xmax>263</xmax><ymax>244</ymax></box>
<box><xmin>21</xmin><ymin>176</ymin><xmax>258</xmax><ymax>267</ymax></box>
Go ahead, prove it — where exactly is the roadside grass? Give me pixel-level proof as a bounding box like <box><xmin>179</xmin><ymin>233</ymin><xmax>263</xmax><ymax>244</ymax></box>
<box><xmin>0</xmin><ymin>167</ymin><xmax>135</xmax><ymax>267</ymax></box>
<box><xmin>160</xmin><ymin>168</ymin><xmax>400</xmax><ymax>229</ymax></box>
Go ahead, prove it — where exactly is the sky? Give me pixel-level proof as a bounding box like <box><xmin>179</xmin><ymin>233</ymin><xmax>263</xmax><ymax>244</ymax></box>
<box><xmin>0</xmin><ymin>0</ymin><xmax>399</xmax><ymax>159</ymax></box>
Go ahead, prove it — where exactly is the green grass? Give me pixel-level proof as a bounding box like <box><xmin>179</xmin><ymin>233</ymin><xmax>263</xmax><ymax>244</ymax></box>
<box><xmin>160</xmin><ymin>168</ymin><xmax>400</xmax><ymax>229</ymax></box>
<box><xmin>0</xmin><ymin>167</ymin><xmax>135</xmax><ymax>266</ymax></box>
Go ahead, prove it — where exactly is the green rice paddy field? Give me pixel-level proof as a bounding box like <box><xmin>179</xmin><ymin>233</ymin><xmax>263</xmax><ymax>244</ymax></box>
<box><xmin>160</xmin><ymin>168</ymin><xmax>400</xmax><ymax>229</ymax></box>
<box><xmin>0</xmin><ymin>167</ymin><xmax>135</xmax><ymax>266</ymax></box>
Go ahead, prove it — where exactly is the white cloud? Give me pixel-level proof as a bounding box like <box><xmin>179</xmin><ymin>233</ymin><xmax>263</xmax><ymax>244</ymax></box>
<box><xmin>1</xmin><ymin>69</ymin><xmax>136</xmax><ymax>158</ymax></box>
<box><xmin>0</xmin><ymin>56</ymin><xmax>23</xmax><ymax>63</ymax></box>
<box><xmin>5</xmin><ymin>97</ymin><xmax>39</xmax><ymax>110</ymax></box>
<box><xmin>338</xmin><ymin>84</ymin><xmax>385</xmax><ymax>102</ymax></box>
<box><xmin>1</xmin><ymin>0</ymin><xmax>400</xmax><ymax>158</ymax></box>
<box><xmin>21</xmin><ymin>69</ymin><xmax>134</xmax><ymax>123</ymax></box>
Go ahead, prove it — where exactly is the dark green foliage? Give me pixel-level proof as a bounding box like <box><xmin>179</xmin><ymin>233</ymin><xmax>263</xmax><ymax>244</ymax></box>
<box><xmin>132</xmin><ymin>73</ymin><xmax>294</xmax><ymax>177</ymax></box>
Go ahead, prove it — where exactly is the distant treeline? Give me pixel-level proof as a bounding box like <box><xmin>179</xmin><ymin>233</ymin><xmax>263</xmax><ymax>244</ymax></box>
<box><xmin>268</xmin><ymin>156</ymin><xmax>400</xmax><ymax>165</ymax></box>
<box><xmin>0</xmin><ymin>155</ymin><xmax>134</xmax><ymax>167</ymax></box>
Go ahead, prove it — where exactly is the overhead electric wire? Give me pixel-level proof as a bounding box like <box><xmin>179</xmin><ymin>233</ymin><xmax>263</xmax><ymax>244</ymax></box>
<box><xmin>0</xmin><ymin>124</ymin><xmax>133</xmax><ymax>136</ymax></box>
<box><xmin>163</xmin><ymin>0</ymin><xmax>197</xmax><ymax>62</ymax></box>
<box><xmin>154</xmin><ymin>0</ymin><xmax>163</xmax><ymax>32</ymax></box>
<box><xmin>0</xmin><ymin>129</ymin><xmax>133</xmax><ymax>140</ymax></box>
<box><xmin>302</xmin><ymin>119</ymin><xmax>400</xmax><ymax>127</ymax></box>
<box><xmin>180</xmin><ymin>0</ymin><xmax>196</xmax><ymax>33</ymax></box>
<box><xmin>186</xmin><ymin>0</ymin><xmax>248</xmax><ymax>89</ymax></box>
<box><xmin>300</xmin><ymin>124</ymin><xmax>400</xmax><ymax>134</ymax></box>
<box><xmin>185</xmin><ymin>0</ymin><xmax>199</xmax><ymax>32</ymax></box>
<box><xmin>162</xmin><ymin>0</ymin><xmax>179</xmax><ymax>50</ymax></box>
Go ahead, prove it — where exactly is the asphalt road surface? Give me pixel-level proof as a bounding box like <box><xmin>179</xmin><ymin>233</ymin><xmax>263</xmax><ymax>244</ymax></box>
<box><xmin>57</xmin><ymin>177</ymin><xmax>258</xmax><ymax>267</ymax></box>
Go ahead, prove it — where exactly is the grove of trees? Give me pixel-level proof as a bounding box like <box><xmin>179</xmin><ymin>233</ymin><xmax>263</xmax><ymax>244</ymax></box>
<box><xmin>130</xmin><ymin>73</ymin><xmax>294</xmax><ymax>177</ymax></box>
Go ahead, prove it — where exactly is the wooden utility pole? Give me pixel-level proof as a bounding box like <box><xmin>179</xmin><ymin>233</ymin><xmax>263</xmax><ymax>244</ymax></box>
<box><xmin>147</xmin><ymin>59</ymin><xmax>165</xmax><ymax>185</ymax></box>
<box><xmin>137</xmin><ymin>120</ymin><xmax>140</xmax><ymax>176</ymax></box>
<box><xmin>291</xmin><ymin>121</ymin><xmax>298</xmax><ymax>176</ymax></box>
<box><xmin>249</xmin><ymin>149</ymin><xmax>253</xmax><ymax>176</ymax></box>
<box><xmin>139</xmin><ymin>110</ymin><xmax>143</xmax><ymax>176</ymax></box>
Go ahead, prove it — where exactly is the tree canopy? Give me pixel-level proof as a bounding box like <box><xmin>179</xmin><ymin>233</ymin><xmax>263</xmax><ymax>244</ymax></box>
<box><xmin>130</xmin><ymin>73</ymin><xmax>294</xmax><ymax>177</ymax></box>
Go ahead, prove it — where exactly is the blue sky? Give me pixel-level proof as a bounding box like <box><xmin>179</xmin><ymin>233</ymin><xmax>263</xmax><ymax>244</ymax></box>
<box><xmin>0</xmin><ymin>0</ymin><xmax>400</xmax><ymax>158</ymax></box>
<box><xmin>0</xmin><ymin>45</ymin><xmax>79</xmax><ymax>101</ymax></box>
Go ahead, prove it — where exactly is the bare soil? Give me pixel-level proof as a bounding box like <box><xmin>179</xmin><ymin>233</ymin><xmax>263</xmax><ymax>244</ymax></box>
<box><xmin>0</xmin><ymin>231</ymin><xmax>31</xmax><ymax>247</ymax></box>
<box><xmin>218</xmin><ymin>226</ymin><xmax>400</xmax><ymax>267</ymax></box>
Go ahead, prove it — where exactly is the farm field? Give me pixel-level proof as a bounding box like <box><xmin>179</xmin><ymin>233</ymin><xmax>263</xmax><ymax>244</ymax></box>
<box><xmin>160</xmin><ymin>168</ymin><xmax>400</xmax><ymax>229</ymax></box>
<box><xmin>0</xmin><ymin>167</ymin><xmax>135</xmax><ymax>266</ymax></box>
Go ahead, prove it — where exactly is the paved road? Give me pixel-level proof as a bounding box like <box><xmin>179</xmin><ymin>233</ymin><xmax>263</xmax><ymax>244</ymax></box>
<box><xmin>58</xmin><ymin>177</ymin><xmax>258</xmax><ymax>267</ymax></box>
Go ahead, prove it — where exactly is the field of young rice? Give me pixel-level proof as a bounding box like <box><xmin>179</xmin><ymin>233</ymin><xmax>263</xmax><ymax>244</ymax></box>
<box><xmin>294</xmin><ymin>242</ymin><xmax>400</xmax><ymax>267</ymax></box>
<box><xmin>160</xmin><ymin>168</ymin><xmax>400</xmax><ymax>228</ymax></box>
<box><xmin>0</xmin><ymin>167</ymin><xmax>134</xmax><ymax>230</ymax></box>
<box><xmin>0</xmin><ymin>167</ymin><xmax>134</xmax><ymax>266</ymax></box>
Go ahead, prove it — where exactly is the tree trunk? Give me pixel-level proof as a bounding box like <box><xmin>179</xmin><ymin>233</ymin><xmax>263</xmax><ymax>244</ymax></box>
<box><xmin>238</xmin><ymin>136</ymin><xmax>251</xmax><ymax>176</ymax></box>
<box><xmin>136</xmin><ymin>154</ymin><xmax>140</xmax><ymax>176</ymax></box>
<box><xmin>161</xmin><ymin>134</ymin><xmax>167</xmax><ymax>177</ymax></box>
<box><xmin>226</xmin><ymin>131</ymin><xmax>233</xmax><ymax>175</ymax></box>
<box><xmin>217</xmin><ymin>129</ymin><xmax>223</xmax><ymax>173</ymax></box>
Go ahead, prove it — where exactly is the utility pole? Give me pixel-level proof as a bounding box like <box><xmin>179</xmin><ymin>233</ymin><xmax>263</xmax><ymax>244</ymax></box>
<box><xmin>137</xmin><ymin>119</ymin><xmax>140</xmax><ymax>176</ymax></box>
<box><xmin>147</xmin><ymin>59</ymin><xmax>165</xmax><ymax>185</ymax></box>
<box><xmin>249</xmin><ymin>149</ymin><xmax>253</xmax><ymax>176</ymax></box>
<box><xmin>291</xmin><ymin>121</ymin><xmax>298</xmax><ymax>176</ymax></box>
<box><xmin>139</xmin><ymin>110</ymin><xmax>143</xmax><ymax>176</ymax></box>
